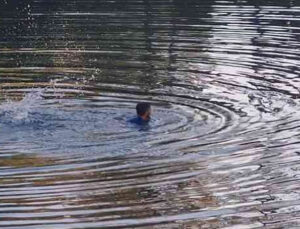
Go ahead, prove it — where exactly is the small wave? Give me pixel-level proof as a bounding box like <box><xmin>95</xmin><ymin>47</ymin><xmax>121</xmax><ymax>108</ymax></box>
<box><xmin>0</xmin><ymin>0</ymin><xmax>300</xmax><ymax>228</ymax></box>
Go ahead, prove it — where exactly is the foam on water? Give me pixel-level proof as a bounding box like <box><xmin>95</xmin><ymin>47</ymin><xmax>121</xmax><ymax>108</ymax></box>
<box><xmin>0</xmin><ymin>90</ymin><xmax>44</xmax><ymax>124</ymax></box>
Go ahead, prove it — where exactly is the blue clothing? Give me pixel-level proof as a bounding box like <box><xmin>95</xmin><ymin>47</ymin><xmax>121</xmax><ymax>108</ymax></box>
<box><xmin>129</xmin><ymin>116</ymin><xmax>150</xmax><ymax>125</ymax></box>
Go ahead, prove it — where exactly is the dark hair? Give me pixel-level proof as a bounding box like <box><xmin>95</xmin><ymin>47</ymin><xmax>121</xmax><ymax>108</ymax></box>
<box><xmin>136</xmin><ymin>102</ymin><xmax>151</xmax><ymax>116</ymax></box>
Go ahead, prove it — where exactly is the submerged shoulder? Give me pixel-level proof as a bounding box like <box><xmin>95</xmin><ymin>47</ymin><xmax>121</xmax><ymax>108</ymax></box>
<box><xmin>128</xmin><ymin>116</ymin><xmax>149</xmax><ymax>125</ymax></box>
<box><xmin>128</xmin><ymin>117</ymin><xmax>141</xmax><ymax>124</ymax></box>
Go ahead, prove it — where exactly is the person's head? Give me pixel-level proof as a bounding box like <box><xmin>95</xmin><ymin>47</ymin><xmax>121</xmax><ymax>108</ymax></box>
<box><xmin>136</xmin><ymin>102</ymin><xmax>151</xmax><ymax>121</ymax></box>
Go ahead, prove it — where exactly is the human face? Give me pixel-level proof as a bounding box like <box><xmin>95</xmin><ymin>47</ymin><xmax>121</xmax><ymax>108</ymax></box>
<box><xmin>142</xmin><ymin>107</ymin><xmax>151</xmax><ymax>121</ymax></box>
<box><xmin>146</xmin><ymin>108</ymin><xmax>151</xmax><ymax>119</ymax></box>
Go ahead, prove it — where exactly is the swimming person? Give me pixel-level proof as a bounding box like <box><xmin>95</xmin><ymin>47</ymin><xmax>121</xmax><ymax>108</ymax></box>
<box><xmin>129</xmin><ymin>102</ymin><xmax>151</xmax><ymax>125</ymax></box>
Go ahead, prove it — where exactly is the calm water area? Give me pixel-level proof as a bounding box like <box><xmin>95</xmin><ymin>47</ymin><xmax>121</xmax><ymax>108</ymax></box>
<box><xmin>0</xmin><ymin>0</ymin><xmax>300</xmax><ymax>228</ymax></box>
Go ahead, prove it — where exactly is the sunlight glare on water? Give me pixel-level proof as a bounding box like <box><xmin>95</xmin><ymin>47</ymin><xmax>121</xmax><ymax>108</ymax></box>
<box><xmin>0</xmin><ymin>0</ymin><xmax>300</xmax><ymax>228</ymax></box>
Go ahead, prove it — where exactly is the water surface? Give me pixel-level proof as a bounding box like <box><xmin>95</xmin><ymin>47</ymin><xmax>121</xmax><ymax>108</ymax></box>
<box><xmin>0</xmin><ymin>0</ymin><xmax>300</xmax><ymax>228</ymax></box>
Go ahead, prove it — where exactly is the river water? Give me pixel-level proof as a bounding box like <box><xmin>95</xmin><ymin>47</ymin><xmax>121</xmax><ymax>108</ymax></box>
<box><xmin>0</xmin><ymin>0</ymin><xmax>299</xmax><ymax>228</ymax></box>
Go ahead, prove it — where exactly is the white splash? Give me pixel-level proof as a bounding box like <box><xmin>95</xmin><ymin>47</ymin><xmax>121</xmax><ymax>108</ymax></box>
<box><xmin>0</xmin><ymin>90</ymin><xmax>44</xmax><ymax>124</ymax></box>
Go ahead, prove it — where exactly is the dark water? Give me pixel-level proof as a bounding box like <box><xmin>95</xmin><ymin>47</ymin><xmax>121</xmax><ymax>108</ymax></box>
<box><xmin>0</xmin><ymin>0</ymin><xmax>300</xmax><ymax>228</ymax></box>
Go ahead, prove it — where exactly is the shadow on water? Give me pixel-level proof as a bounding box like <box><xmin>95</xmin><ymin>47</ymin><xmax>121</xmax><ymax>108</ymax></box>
<box><xmin>0</xmin><ymin>0</ymin><xmax>300</xmax><ymax>228</ymax></box>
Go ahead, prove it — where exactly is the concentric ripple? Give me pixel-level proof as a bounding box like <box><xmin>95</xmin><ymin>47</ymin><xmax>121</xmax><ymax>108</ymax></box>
<box><xmin>0</xmin><ymin>0</ymin><xmax>300</xmax><ymax>228</ymax></box>
<box><xmin>0</xmin><ymin>84</ymin><xmax>233</xmax><ymax>155</ymax></box>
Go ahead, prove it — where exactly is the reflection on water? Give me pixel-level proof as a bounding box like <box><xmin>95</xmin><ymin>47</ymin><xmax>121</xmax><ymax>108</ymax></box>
<box><xmin>0</xmin><ymin>0</ymin><xmax>300</xmax><ymax>228</ymax></box>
